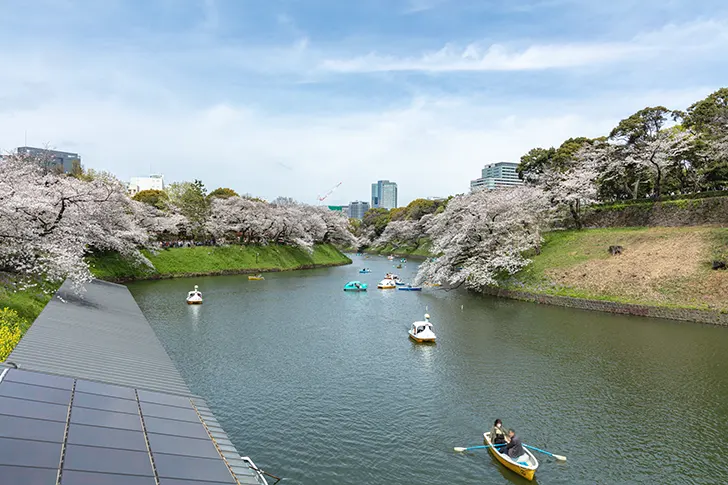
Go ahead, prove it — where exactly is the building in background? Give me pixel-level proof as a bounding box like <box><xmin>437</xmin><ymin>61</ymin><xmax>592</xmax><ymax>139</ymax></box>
<box><xmin>17</xmin><ymin>146</ymin><xmax>81</xmax><ymax>174</ymax></box>
<box><xmin>128</xmin><ymin>174</ymin><xmax>165</xmax><ymax>196</ymax></box>
<box><xmin>470</xmin><ymin>162</ymin><xmax>522</xmax><ymax>191</ymax></box>
<box><xmin>371</xmin><ymin>180</ymin><xmax>398</xmax><ymax>209</ymax></box>
<box><xmin>348</xmin><ymin>200</ymin><xmax>370</xmax><ymax>220</ymax></box>
<box><xmin>327</xmin><ymin>205</ymin><xmax>348</xmax><ymax>213</ymax></box>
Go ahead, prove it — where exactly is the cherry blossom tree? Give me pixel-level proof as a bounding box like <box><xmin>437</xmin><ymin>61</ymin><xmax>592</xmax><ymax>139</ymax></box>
<box><xmin>415</xmin><ymin>186</ymin><xmax>549</xmax><ymax>290</ymax></box>
<box><xmin>0</xmin><ymin>152</ymin><xmax>150</xmax><ymax>290</ymax></box>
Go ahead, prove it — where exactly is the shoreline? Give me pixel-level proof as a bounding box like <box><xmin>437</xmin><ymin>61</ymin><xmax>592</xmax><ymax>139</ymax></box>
<box><xmin>101</xmin><ymin>260</ymin><xmax>352</xmax><ymax>283</ymax></box>
<box><xmin>484</xmin><ymin>287</ymin><xmax>728</xmax><ymax>326</ymax></box>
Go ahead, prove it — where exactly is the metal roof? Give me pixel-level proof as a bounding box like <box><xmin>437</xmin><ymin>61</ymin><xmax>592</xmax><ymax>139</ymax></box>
<box><xmin>8</xmin><ymin>279</ymin><xmax>191</xmax><ymax>396</ymax></box>
<box><xmin>4</xmin><ymin>278</ymin><xmax>269</xmax><ymax>484</ymax></box>
<box><xmin>0</xmin><ymin>367</ymin><xmax>266</xmax><ymax>484</ymax></box>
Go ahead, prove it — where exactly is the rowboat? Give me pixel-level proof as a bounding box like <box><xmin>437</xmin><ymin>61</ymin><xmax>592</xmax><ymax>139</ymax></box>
<box><xmin>248</xmin><ymin>274</ymin><xmax>265</xmax><ymax>281</ymax></box>
<box><xmin>185</xmin><ymin>285</ymin><xmax>203</xmax><ymax>305</ymax></box>
<box><xmin>483</xmin><ymin>432</ymin><xmax>538</xmax><ymax>481</ymax></box>
<box><xmin>397</xmin><ymin>285</ymin><xmax>422</xmax><ymax>291</ymax></box>
<box><xmin>359</xmin><ymin>268</ymin><xmax>371</xmax><ymax>274</ymax></box>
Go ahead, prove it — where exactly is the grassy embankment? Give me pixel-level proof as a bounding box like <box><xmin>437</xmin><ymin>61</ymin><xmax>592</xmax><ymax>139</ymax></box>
<box><xmin>366</xmin><ymin>239</ymin><xmax>433</xmax><ymax>258</ymax></box>
<box><xmin>89</xmin><ymin>243</ymin><xmax>351</xmax><ymax>281</ymax></box>
<box><xmin>0</xmin><ymin>276</ymin><xmax>57</xmax><ymax>361</ymax></box>
<box><xmin>509</xmin><ymin>226</ymin><xmax>728</xmax><ymax>312</ymax></box>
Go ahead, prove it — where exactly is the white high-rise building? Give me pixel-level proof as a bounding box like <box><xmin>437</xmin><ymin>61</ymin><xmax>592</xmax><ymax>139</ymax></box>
<box><xmin>470</xmin><ymin>162</ymin><xmax>522</xmax><ymax>191</ymax></box>
<box><xmin>128</xmin><ymin>174</ymin><xmax>165</xmax><ymax>196</ymax></box>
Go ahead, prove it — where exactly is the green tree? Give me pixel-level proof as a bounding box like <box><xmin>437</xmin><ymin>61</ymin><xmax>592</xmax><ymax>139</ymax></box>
<box><xmin>208</xmin><ymin>187</ymin><xmax>239</xmax><ymax>199</ymax></box>
<box><xmin>167</xmin><ymin>180</ymin><xmax>210</xmax><ymax>236</ymax></box>
<box><xmin>132</xmin><ymin>189</ymin><xmax>169</xmax><ymax>210</ymax></box>
<box><xmin>683</xmin><ymin>88</ymin><xmax>728</xmax><ymax>190</ymax></box>
<box><xmin>361</xmin><ymin>208</ymin><xmax>391</xmax><ymax>237</ymax></box>
<box><xmin>404</xmin><ymin>198</ymin><xmax>437</xmax><ymax>220</ymax></box>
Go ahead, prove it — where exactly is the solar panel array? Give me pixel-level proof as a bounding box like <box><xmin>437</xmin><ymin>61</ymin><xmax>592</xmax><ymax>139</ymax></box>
<box><xmin>0</xmin><ymin>368</ymin><xmax>260</xmax><ymax>484</ymax></box>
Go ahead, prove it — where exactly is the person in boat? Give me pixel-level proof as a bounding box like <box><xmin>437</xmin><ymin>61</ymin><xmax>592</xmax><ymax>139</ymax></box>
<box><xmin>502</xmin><ymin>429</ymin><xmax>525</xmax><ymax>458</ymax></box>
<box><xmin>491</xmin><ymin>419</ymin><xmax>508</xmax><ymax>448</ymax></box>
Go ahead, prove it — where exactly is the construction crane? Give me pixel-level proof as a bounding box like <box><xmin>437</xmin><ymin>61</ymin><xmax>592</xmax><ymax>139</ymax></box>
<box><xmin>317</xmin><ymin>182</ymin><xmax>343</xmax><ymax>204</ymax></box>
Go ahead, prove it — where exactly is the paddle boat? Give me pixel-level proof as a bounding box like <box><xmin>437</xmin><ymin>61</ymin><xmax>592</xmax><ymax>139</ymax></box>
<box><xmin>395</xmin><ymin>264</ymin><xmax>403</xmax><ymax>269</ymax></box>
<box><xmin>344</xmin><ymin>281</ymin><xmax>367</xmax><ymax>292</ymax></box>
<box><xmin>483</xmin><ymin>432</ymin><xmax>539</xmax><ymax>481</ymax></box>
<box><xmin>408</xmin><ymin>314</ymin><xmax>436</xmax><ymax>343</ymax></box>
<box><xmin>400</xmin><ymin>258</ymin><xmax>407</xmax><ymax>263</ymax></box>
<box><xmin>385</xmin><ymin>273</ymin><xmax>400</xmax><ymax>281</ymax></box>
<box><xmin>186</xmin><ymin>285</ymin><xmax>203</xmax><ymax>305</ymax></box>
<box><xmin>387</xmin><ymin>255</ymin><xmax>394</xmax><ymax>260</ymax></box>
<box><xmin>397</xmin><ymin>284</ymin><xmax>422</xmax><ymax>291</ymax></box>
<box><xmin>359</xmin><ymin>268</ymin><xmax>371</xmax><ymax>274</ymax></box>
<box><xmin>248</xmin><ymin>274</ymin><xmax>265</xmax><ymax>281</ymax></box>
<box><xmin>377</xmin><ymin>279</ymin><xmax>397</xmax><ymax>289</ymax></box>
<box><xmin>395</xmin><ymin>280</ymin><xmax>406</xmax><ymax>286</ymax></box>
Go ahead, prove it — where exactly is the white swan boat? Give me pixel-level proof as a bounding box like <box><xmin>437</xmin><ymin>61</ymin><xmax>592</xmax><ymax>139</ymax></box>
<box><xmin>377</xmin><ymin>279</ymin><xmax>397</xmax><ymax>289</ymax></box>
<box><xmin>186</xmin><ymin>285</ymin><xmax>203</xmax><ymax>305</ymax></box>
<box><xmin>409</xmin><ymin>314</ymin><xmax>436</xmax><ymax>343</ymax></box>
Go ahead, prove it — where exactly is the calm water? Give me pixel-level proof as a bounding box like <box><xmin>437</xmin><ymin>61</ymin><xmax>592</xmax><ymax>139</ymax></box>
<box><xmin>128</xmin><ymin>255</ymin><xmax>728</xmax><ymax>485</ymax></box>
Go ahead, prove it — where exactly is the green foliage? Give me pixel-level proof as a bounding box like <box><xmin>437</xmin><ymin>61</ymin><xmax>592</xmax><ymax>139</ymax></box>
<box><xmin>166</xmin><ymin>180</ymin><xmax>210</xmax><ymax>234</ymax></box>
<box><xmin>0</xmin><ymin>277</ymin><xmax>56</xmax><ymax>361</ymax></box>
<box><xmin>89</xmin><ymin>244</ymin><xmax>351</xmax><ymax>281</ymax></box>
<box><xmin>132</xmin><ymin>189</ymin><xmax>169</xmax><ymax>209</ymax></box>
<box><xmin>609</xmin><ymin>106</ymin><xmax>671</xmax><ymax>143</ymax></box>
<box><xmin>403</xmin><ymin>198</ymin><xmax>438</xmax><ymax>220</ymax></box>
<box><xmin>517</xmin><ymin>138</ymin><xmax>594</xmax><ymax>181</ymax></box>
<box><xmin>208</xmin><ymin>187</ymin><xmax>239</xmax><ymax>199</ymax></box>
<box><xmin>362</xmin><ymin>208</ymin><xmax>391</xmax><ymax>237</ymax></box>
<box><xmin>684</xmin><ymin>87</ymin><xmax>728</xmax><ymax>135</ymax></box>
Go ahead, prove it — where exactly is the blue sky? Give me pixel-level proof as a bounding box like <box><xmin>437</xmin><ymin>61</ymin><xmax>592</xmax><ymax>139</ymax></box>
<box><xmin>1</xmin><ymin>0</ymin><xmax>726</xmax><ymax>205</ymax></box>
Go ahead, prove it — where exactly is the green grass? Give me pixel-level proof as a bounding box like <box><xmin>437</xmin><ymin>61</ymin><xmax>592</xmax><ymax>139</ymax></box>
<box><xmin>89</xmin><ymin>243</ymin><xmax>352</xmax><ymax>281</ymax></box>
<box><xmin>0</xmin><ymin>275</ymin><xmax>56</xmax><ymax>322</ymax></box>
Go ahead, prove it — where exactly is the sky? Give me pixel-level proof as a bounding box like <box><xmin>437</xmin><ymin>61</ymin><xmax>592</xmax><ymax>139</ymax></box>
<box><xmin>1</xmin><ymin>0</ymin><xmax>727</xmax><ymax>206</ymax></box>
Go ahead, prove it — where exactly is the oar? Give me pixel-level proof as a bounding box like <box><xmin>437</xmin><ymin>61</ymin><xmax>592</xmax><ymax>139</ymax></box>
<box><xmin>523</xmin><ymin>444</ymin><xmax>567</xmax><ymax>462</ymax></box>
<box><xmin>454</xmin><ymin>443</ymin><xmax>505</xmax><ymax>452</ymax></box>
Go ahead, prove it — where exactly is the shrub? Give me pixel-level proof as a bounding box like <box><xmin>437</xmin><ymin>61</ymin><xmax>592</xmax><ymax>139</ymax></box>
<box><xmin>0</xmin><ymin>307</ymin><xmax>28</xmax><ymax>361</ymax></box>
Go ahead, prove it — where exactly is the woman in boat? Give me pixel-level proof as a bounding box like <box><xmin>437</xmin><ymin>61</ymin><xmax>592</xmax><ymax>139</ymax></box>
<box><xmin>491</xmin><ymin>419</ymin><xmax>508</xmax><ymax>448</ymax></box>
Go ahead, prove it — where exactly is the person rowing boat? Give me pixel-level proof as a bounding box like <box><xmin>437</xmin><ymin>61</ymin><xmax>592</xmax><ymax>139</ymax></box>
<box><xmin>501</xmin><ymin>429</ymin><xmax>525</xmax><ymax>459</ymax></box>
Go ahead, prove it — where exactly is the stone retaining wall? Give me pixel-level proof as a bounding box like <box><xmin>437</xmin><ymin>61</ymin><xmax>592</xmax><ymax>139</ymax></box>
<box><xmin>582</xmin><ymin>196</ymin><xmax>728</xmax><ymax>228</ymax></box>
<box><xmin>485</xmin><ymin>287</ymin><xmax>728</xmax><ymax>326</ymax></box>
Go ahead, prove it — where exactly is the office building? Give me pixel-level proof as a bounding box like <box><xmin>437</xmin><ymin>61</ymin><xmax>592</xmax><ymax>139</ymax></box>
<box><xmin>348</xmin><ymin>201</ymin><xmax>370</xmax><ymax>220</ymax></box>
<box><xmin>470</xmin><ymin>162</ymin><xmax>522</xmax><ymax>191</ymax></box>
<box><xmin>128</xmin><ymin>174</ymin><xmax>165</xmax><ymax>196</ymax></box>
<box><xmin>371</xmin><ymin>180</ymin><xmax>398</xmax><ymax>209</ymax></box>
<box><xmin>17</xmin><ymin>146</ymin><xmax>81</xmax><ymax>174</ymax></box>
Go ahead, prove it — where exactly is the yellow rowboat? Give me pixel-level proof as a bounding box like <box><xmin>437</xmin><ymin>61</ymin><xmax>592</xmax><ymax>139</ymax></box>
<box><xmin>248</xmin><ymin>275</ymin><xmax>265</xmax><ymax>281</ymax></box>
<box><xmin>484</xmin><ymin>432</ymin><xmax>538</xmax><ymax>481</ymax></box>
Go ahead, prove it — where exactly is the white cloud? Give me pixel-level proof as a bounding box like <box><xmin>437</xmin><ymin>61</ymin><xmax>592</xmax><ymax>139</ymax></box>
<box><xmin>319</xmin><ymin>19</ymin><xmax>728</xmax><ymax>73</ymax></box>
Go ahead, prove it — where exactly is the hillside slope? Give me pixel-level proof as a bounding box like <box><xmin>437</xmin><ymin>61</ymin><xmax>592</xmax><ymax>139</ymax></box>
<box><xmin>511</xmin><ymin>227</ymin><xmax>728</xmax><ymax>312</ymax></box>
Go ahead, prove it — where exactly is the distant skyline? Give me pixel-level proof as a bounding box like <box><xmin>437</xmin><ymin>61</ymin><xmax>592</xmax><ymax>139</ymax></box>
<box><xmin>1</xmin><ymin>1</ymin><xmax>727</xmax><ymax>205</ymax></box>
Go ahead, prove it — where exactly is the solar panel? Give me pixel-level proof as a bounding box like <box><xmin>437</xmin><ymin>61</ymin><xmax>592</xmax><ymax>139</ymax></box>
<box><xmin>74</xmin><ymin>391</ymin><xmax>140</xmax><ymax>414</ymax></box>
<box><xmin>144</xmin><ymin>415</ymin><xmax>210</xmax><ymax>439</ymax></box>
<box><xmin>63</xmin><ymin>444</ymin><xmax>154</xmax><ymax>476</ymax></box>
<box><xmin>70</xmin><ymin>406</ymin><xmax>143</xmax><ymax>431</ymax></box>
<box><xmin>0</xmin><ymin>436</ymin><xmax>62</xmax><ymax>468</ymax></box>
<box><xmin>4</xmin><ymin>368</ymin><xmax>73</xmax><ymax>390</ymax></box>
<box><xmin>75</xmin><ymin>379</ymin><xmax>136</xmax><ymax>400</ymax></box>
<box><xmin>147</xmin><ymin>432</ymin><xmax>221</xmax><ymax>459</ymax></box>
<box><xmin>0</xmin><ymin>368</ymin><xmax>246</xmax><ymax>485</ymax></box>
<box><xmin>154</xmin><ymin>453</ymin><xmax>237</xmax><ymax>483</ymax></box>
<box><xmin>0</xmin><ymin>394</ymin><xmax>68</xmax><ymax>422</ymax></box>
<box><xmin>0</xmin><ymin>414</ymin><xmax>66</xmax><ymax>442</ymax></box>
<box><xmin>0</xmin><ymin>465</ymin><xmax>58</xmax><ymax>484</ymax></box>
<box><xmin>67</xmin><ymin>424</ymin><xmax>148</xmax><ymax>452</ymax></box>
<box><xmin>61</xmin><ymin>469</ymin><xmax>157</xmax><ymax>485</ymax></box>
<box><xmin>140</xmin><ymin>400</ymin><xmax>200</xmax><ymax>422</ymax></box>
<box><xmin>0</xmin><ymin>380</ymin><xmax>72</xmax><ymax>405</ymax></box>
